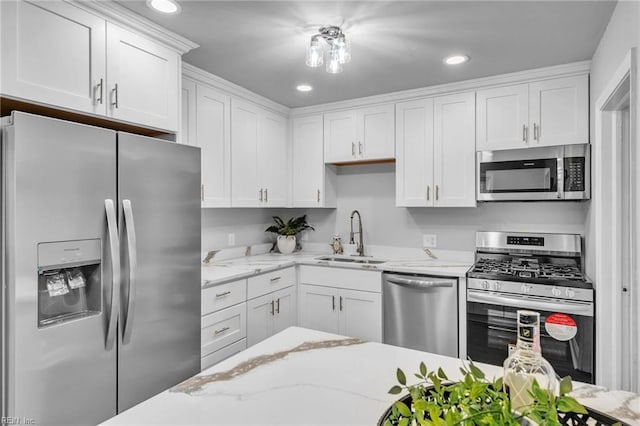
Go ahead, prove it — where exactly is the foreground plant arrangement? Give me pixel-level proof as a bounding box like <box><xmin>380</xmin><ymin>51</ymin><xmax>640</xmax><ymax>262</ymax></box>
<box><xmin>385</xmin><ymin>361</ymin><xmax>590</xmax><ymax>426</ymax></box>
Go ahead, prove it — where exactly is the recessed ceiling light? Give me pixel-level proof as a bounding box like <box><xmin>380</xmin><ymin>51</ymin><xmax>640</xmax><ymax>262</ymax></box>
<box><xmin>444</xmin><ymin>55</ymin><xmax>470</xmax><ymax>65</ymax></box>
<box><xmin>296</xmin><ymin>84</ymin><xmax>313</xmax><ymax>92</ymax></box>
<box><xmin>146</xmin><ymin>0</ymin><xmax>181</xmax><ymax>14</ymax></box>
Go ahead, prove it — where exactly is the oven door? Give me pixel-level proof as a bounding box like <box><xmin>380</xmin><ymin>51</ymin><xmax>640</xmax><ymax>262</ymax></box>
<box><xmin>477</xmin><ymin>148</ymin><xmax>563</xmax><ymax>201</ymax></box>
<box><xmin>466</xmin><ymin>290</ymin><xmax>594</xmax><ymax>383</ymax></box>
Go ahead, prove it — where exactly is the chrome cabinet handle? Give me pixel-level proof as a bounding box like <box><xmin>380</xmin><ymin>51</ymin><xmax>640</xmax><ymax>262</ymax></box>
<box><xmin>214</xmin><ymin>326</ymin><xmax>230</xmax><ymax>335</ymax></box>
<box><xmin>427</xmin><ymin>186</ymin><xmax>430</xmax><ymax>201</ymax></box>
<box><xmin>215</xmin><ymin>291</ymin><xmax>231</xmax><ymax>298</ymax></box>
<box><xmin>522</xmin><ymin>124</ymin><xmax>526</xmax><ymax>142</ymax></box>
<box><xmin>352</xmin><ymin>142</ymin><xmax>355</xmax><ymax>156</ymax></box>
<box><xmin>358</xmin><ymin>142</ymin><xmax>363</xmax><ymax>155</ymax></box>
<box><xmin>201</xmin><ymin>184</ymin><xmax>204</xmax><ymax>201</ymax></box>
<box><xmin>317</xmin><ymin>189</ymin><xmax>320</xmax><ymax>203</ymax></box>
<box><xmin>275</xmin><ymin>298</ymin><xmax>280</xmax><ymax>314</ymax></box>
<box><xmin>122</xmin><ymin>200</ymin><xmax>137</xmax><ymax>344</ymax></box>
<box><xmin>339</xmin><ymin>296</ymin><xmax>343</xmax><ymax>311</ymax></box>
<box><xmin>265</xmin><ymin>188</ymin><xmax>268</xmax><ymax>203</ymax></box>
<box><xmin>332</xmin><ymin>295</ymin><xmax>335</xmax><ymax>311</ymax></box>
<box><xmin>104</xmin><ymin>199</ymin><xmax>120</xmax><ymax>350</ymax></box>
<box><xmin>270</xmin><ymin>300</ymin><xmax>275</xmax><ymax>315</ymax></box>
<box><xmin>95</xmin><ymin>78</ymin><xmax>104</xmax><ymax>105</ymax></box>
<box><xmin>270</xmin><ymin>276</ymin><xmax>281</xmax><ymax>282</ymax></box>
<box><xmin>111</xmin><ymin>83</ymin><xmax>119</xmax><ymax>108</ymax></box>
<box><xmin>533</xmin><ymin>123</ymin><xmax>538</xmax><ymax>141</ymax></box>
<box><xmin>259</xmin><ymin>188</ymin><xmax>263</xmax><ymax>202</ymax></box>
<box><xmin>436</xmin><ymin>185</ymin><xmax>439</xmax><ymax>201</ymax></box>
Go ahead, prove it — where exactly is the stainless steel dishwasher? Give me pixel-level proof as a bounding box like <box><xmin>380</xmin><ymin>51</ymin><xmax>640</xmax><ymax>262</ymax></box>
<box><xmin>383</xmin><ymin>273</ymin><xmax>458</xmax><ymax>357</ymax></box>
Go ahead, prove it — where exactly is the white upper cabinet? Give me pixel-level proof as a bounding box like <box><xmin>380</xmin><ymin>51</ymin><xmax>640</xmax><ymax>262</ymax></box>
<box><xmin>529</xmin><ymin>75</ymin><xmax>589</xmax><ymax>147</ymax></box>
<box><xmin>1</xmin><ymin>0</ymin><xmax>186</xmax><ymax>132</ymax></box>
<box><xmin>395</xmin><ymin>99</ymin><xmax>434</xmax><ymax>207</ymax></box>
<box><xmin>324</xmin><ymin>104</ymin><xmax>395</xmax><ymax>163</ymax></box>
<box><xmin>1</xmin><ymin>1</ymin><xmax>106</xmax><ymax>115</ymax></box>
<box><xmin>106</xmin><ymin>23</ymin><xmax>179</xmax><ymax>131</ymax></box>
<box><xmin>180</xmin><ymin>79</ymin><xmax>197</xmax><ymax>146</ymax></box>
<box><xmin>196</xmin><ymin>85</ymin><xmax>231</xmax><ymax>207</ymax></box>
<box><xmin>231</xmin><ymin>99</ymin><xmax>261</xmax><ymax>207</ymax></box>
<box><xmin>259</xmin><ymin>111</ymin><xmax>288</xmax><ymax>207</ymax></box>
<box><xmin>231</xmin><ymin>99</ymin><xmax>289</xmax><ymax>207</ymax></box>
<box><xmin>476</xmin><ymin>74</ymin><xmax>588</xmax><ymax>151</ymax></box>
<box><xmin>433</xmin><ymin>92</ymin><xmax>476</xmax><ymax>207</ymax></box>
<box><xmin>292</xmin><ymin>115</ymin><xmax>336</xmax><ymax>208</ymax></box>
<box><xmin>476</xmin><ymin>84</ymin><xmax>529</xmax><ymax>151</ymax></box>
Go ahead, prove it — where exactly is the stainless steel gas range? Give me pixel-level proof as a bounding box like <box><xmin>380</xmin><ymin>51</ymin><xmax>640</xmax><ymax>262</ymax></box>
<box><xmin>466</xmin><ymin>231</ymin><xmax>595</xmax><ymax>383</ymax></box>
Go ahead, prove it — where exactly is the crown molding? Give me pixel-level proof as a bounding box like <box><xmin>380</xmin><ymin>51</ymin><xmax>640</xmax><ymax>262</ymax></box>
<box><xmin>291</xmin><ymin>60</ymin><xmax>591</xmax><ymax>117</ymax></box>
<box><xmin>183</xmin><ymin>63</ymin><xmax>290</xmax><ymax>116</ymax></box>
<box><xmin>70</xmin><ymin>0</ymin><xmax>199</xmax><ymax>54</ymax></box>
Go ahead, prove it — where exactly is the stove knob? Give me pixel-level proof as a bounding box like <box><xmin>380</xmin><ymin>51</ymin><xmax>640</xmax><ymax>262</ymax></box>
<box><xmin>493</xmin><ymin>282</ymin><xmax>502</xmax><ymax>291</ymax></box>
<box><xmin>565</xmin><ymin>288</ymin><xmax>575</xmax><ymax>298</ymax></box>
<box><xmin>481</xmin><ymin>281</ymin><xmax>489</xmax><ymax>290</ymax></box>
<box><xmin>520</xmin><ymin>284</ymin><xmax>531</xmax><ymax>294</ymax></box>
<box><xmin>551</xmin><ymin>287</ymin><xmax>562</xmax><ymax>297</ymax></box>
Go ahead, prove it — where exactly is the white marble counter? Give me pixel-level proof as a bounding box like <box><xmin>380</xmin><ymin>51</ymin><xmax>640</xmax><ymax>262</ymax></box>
<box><xmin>102</xmin><ymin>327</ymin><xmax>639</xmax><ymax>426</ymax></box>
<box><xmin>202</xmin><ymin>244</ymin><xmax>474</xmax><ymax>289</ymax></box>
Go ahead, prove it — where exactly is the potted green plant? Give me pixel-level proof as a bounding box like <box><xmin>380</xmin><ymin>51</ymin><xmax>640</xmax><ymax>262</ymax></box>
<box><xmin>265</xmin><ymin>215</ymin><xmax>314</xmax><ymax>254</ymax></box>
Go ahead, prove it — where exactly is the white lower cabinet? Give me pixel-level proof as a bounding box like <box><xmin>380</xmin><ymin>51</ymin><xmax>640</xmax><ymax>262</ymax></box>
<box><xmin>298</xmin><ymin>266</ymin><xmax>382</xmax><ymax>342</ymax></box>
<box><xmin>247</xmin><ymin>286</ymin><xmax>297</xmax><ymax>347</ymax></box>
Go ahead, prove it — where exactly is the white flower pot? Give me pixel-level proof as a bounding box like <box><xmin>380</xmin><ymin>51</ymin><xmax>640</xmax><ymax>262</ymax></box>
<box><xmin>277</xmin><ymin>235</ymin><xmax>296</xmax><ymax>254</ymax></box>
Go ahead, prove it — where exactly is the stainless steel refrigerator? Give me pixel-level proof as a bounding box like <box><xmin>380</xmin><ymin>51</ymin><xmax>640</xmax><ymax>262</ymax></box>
<box><xmin>0</xmin><ymin>112</ymin><xmax>201</xmax><ymax>425</ymax></box>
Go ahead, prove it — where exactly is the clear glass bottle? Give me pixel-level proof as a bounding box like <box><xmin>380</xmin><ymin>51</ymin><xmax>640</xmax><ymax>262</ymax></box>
<box><xmin>503</xmin><ymin>310</ymin><xmax>558</xmax><ymax>412</ymax></box>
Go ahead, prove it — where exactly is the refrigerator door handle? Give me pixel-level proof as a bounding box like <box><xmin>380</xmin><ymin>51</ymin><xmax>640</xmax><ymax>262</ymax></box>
<box><xmin>105</xmin><ymin>199</ymin><xmax>120</xmax><ymax>350</ymax></box>
<box><xmin>122</xmin><ymin>199</ymin><xmax>138</xmax><ymax>344</ymax></box>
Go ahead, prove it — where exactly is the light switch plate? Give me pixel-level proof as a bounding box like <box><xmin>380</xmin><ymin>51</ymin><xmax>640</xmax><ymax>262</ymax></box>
<box><xmin>423</xmin><ymin>234</ymin><xmax>437</xmax><ymax>248</ymax></box>
<box><xmin>228</xmin><ymin>233</ymin><xmax>235</xmax><ymax>246</ymax></box>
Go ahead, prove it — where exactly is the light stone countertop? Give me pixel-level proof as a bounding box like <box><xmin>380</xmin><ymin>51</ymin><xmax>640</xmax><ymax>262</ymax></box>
<box><xmin>201</xmin><ymin>243</ymin><xmax>474</xmax><ymax>289</ymax></box>
<box><xmin>101</xmin><ymin>327</ymin><xmax>640</xmax><ymax>426</ymax></box>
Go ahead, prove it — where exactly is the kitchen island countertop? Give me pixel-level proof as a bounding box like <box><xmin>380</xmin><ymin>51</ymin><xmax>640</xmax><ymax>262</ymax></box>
<box><xmin>102</xmin><ymin>327</ymin><xmax>640</xmax><ymax>425</ymax></box>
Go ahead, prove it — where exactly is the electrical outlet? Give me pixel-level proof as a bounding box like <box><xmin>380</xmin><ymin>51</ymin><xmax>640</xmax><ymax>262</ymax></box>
<box><xmin>423</xmin><ymin>234</ymin><xmax>437</xmax><ymax>248</ymax></box>
<box><xmin>228</xmin><ymin>233</ymin><xmax>235</xmax><ymax>246</ymax></box>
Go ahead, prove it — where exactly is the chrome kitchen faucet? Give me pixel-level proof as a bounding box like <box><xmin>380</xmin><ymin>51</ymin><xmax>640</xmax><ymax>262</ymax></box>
<box><xmin>349</xmin><ymin>210</ymin><xmax>364</xmax><ymax>256</ymax></box>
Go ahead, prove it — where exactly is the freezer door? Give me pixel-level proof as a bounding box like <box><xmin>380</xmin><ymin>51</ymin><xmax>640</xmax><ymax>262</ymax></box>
<box><xmin>117</xmin><ymin>133</ymin><xmax>201</xmax><ymax>412</ymax></box>
<box><xmin>3</xmin><ymin>112</ymin><xmax>118</xmax><ymax>425</ymax></box>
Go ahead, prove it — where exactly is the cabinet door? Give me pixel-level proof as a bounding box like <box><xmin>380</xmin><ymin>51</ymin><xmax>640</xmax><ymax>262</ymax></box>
<box><xmin>1</xmin><ymin>0</ymin><xmax>106</xmax><ymax>115</ymax></box>
<box><xmin>246</xmin><ymin>293</ymin><xmax>275</xmax><ymax>347</ymax></box>
<box><xmin>476</xmin><ymin>84</ymin><xmax>529</xmax><ymax>151</ymax></box>
<box><xmin>106</xmin><ymin>23</ymin><xmax>179</xmax><ymax>131</ymax></box>
<box><xmin>259</xmin><ymin>111</ymin><xmax>289</xmax><ymax>207</ymax></box>
<box><xmin>358</xmin><ymin>104</ymin><xmax>395</xmax><ymax>160</ymax></box>
<box><xmin>197</xmin><ymin>85</ymin><xmax>231</xmax><ymax>207</ymax></box>
<box><xmin>272</xmin><ymin>287</ymin><xmax>297</xmax><ymax>335</ymax></box>
<box><xmin>529</xmin><ymin>75</ymin><xmax>589</xmax><ymax>147</ymax></box>
<box><xmin>324</xmin><ymin>110</ymin><xmax>357</xmax><ymax>163</ymax></box>
<box><xmin>231</xmin><ymin>99</ymin><xmax>260</xmax><ymax>207</ymax></box>
<box><xmin>395</xmin><ymin>99</ymin><xmax>434</xmax><ymax>207</ymax></box>
<box><xmin>298</xmin><ymin>284</ymin><xmax>339</xmax><ymax>334</ymax></box>
<box><xmin>180</xmin><ymin>78</ymin><xmax>197</xmax><ymax>146</ymax></box>
<box><xmin>433</xmin><ymin>92</ymin><xmax>477</xmax><ymax>207</ymax></box>
<box><xmin>338</xmin><ymin>289</ymin><xmax>382</xmax><ymax>342</ymax></box>
<box><xmin>292</xmin><ymin>115</ymin><xmax>325</xmax><ymax>207</ymax></box>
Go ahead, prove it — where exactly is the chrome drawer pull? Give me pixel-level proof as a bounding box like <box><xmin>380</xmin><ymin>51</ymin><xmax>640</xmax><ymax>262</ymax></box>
<box><xmin>270</xmin><ymin>276</ymin><xmax>281</xmax><ymax>282</ymax></box>
<box><xmin>215</xmin><ymin>291</ymin><xmax>231</xmax><ymax>298</ymax></box>
<box><xmin>214</xmin><ymin>326</ymin><xmax>230</xmax><ymax>335</ymax></box>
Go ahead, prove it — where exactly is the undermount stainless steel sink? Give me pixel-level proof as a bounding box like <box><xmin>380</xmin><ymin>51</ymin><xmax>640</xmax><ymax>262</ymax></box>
<box><xmin>316</xmin><ymin>256</ymin><xmax>387</xmax><ymax>265</ymax></box>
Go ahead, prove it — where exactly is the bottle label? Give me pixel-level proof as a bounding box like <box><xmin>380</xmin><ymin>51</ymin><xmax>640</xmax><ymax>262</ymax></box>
<box><xmin>519</xmin><ymin>325</ymin><xmax>535</xmax><ymax>342</ymax></box>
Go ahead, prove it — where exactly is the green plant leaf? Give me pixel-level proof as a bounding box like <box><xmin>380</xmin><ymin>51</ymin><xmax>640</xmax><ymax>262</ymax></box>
<box><xmin>437</xmin><ymin>367</ymin><xmax>448</xmax><ymax>380</ymax></box>
<box><xmin>395</xmin><ymin>401</ymin><xmax>412</xmax><ymax>417</ymax></box>
<box><xmin>468</xmin><ymin>362</ymin><xmax>485</xmax><ymax>379</ymax></box>
<box><xmin>397</xmin><ymin>368</ymin><xmax>407</xmax><ymax>385</ymax></box>
<box><xmin>556</xmin><ymin>396</ymin><xmax>588</xmax><ymax>414</ymax></box>
<box><xmin>398</xmin><ymin>418</ymin><xmax>409</xmax><ymax>426</ymax></box>
<box><xmin>559</xmin><ymin>376</ymin><xmax>573</xmax><ymax>395</ymax></box>
<box><xmin>420</xmin><ymin>362</ymin><xmax>428</xmax><ymax>377</ymax></box>
<box><xmin>388</xmin><ymin>385</ymin><xmax>403</xmax><ymax>395</ymax></box>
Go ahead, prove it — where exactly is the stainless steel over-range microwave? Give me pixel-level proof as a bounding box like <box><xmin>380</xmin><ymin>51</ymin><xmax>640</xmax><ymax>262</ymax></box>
<box><xmin>476</xmin><ymin>144</ymin><xmax>590</xmax><ymax>201</ymax></box>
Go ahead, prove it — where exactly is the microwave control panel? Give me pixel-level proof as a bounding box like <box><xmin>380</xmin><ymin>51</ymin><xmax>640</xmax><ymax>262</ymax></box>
<box><xmin>564</xmin><ymin>157</ymin><xmax>585</xmax><ymax>192</ymax></box>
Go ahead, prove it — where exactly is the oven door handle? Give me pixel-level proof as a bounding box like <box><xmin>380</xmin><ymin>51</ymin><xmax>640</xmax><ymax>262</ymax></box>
<box><xmin>467</xmin><ymin>290</ymin><xmax>593</xmax><ymax>317</ymax></box>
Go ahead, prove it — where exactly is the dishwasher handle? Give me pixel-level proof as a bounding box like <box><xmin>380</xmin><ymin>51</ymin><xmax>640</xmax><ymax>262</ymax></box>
<box><xmin>385</xmin><ymin>275</ymin><xmax>455</xmax><ymax>289</ymax></box>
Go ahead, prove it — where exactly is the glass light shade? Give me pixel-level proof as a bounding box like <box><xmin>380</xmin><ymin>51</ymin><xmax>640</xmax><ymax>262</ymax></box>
<box><xmin>326</xmin><ymin>47</ymin><xmax>343</xmax><ymax>74</ymax></box>
<box><xmin>336</xmin><ymin>35</ymin><xmax>351</xmax><ymax>64</ymax></box>
<box><xmin>305</xmin><ymin>40</ymin><xmax>323</xmax><ymax>67</ymax></box>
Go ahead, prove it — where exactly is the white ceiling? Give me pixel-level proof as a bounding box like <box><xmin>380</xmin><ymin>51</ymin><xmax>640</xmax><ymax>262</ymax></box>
<box><xmin>117</xmin><ymin>0</ymin><xmax>616</xmax><ymax>108</ymax></box>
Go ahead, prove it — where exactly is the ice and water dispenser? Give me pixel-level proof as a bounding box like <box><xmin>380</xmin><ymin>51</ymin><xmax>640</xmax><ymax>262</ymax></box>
<box><xmin>37</xmin><ymin>239</ymin><xmax>102</xmax><ymax>327</ymax></box>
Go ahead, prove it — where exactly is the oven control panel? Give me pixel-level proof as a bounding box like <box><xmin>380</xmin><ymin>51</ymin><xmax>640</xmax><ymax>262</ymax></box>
<box><xmin>507</xmin><ymin>235</ymin><xmax>544</xmax><ymax>246</ymax></box>
<box><xmin>467</xmin><ymin>278</ymin><xmax>594</xmax><ymax>303</ymax></box>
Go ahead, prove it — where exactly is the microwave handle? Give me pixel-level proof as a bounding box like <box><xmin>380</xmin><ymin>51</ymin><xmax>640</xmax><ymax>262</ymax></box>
<box><xmin>557</xmin><ymin>156</ymin><xmax>564</xmax><ymax>199</ymax></box>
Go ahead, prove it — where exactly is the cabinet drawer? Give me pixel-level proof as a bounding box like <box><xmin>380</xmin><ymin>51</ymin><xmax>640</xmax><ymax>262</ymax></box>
<box><xmin>299</xmin><ymin>265</ymin><xmax>382</xmax><ymax>293</ymax></box>
<box><xmin>247</xmin><ymin>267</ymin><xmax>296</xmax><ymax>299</ymax></box>
<box><xmin>202</xmin><ymin>279</ymin><xmax>247</xmax><ymax>315</ymax></box>
<box><xmin>201</xmin><ymin>303</ymin><xmax>246</xmax><ymax>357</ymax></box>
<box><xmin>201</xmin><ymin>338</ymin><xmax>246</xmax><ymax>371</ymax></box>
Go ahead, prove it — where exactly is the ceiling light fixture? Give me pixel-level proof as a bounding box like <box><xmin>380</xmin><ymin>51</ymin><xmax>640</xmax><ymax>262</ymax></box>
<box><xmin>444</xmin><ymin>55</ymin><xmax>470</xmax><ymax>65</ymax></box>
<box><xmin>146</xmin><ymin>0</ymin><xmax>181</xmax><ymax>14</ymax></box>
<box><xmin>296</xmin><ymin>84</ymin><xmax>313</xmax><ymax>92</ymax></box>
<box><xmin>305</xmin><ymin>26</ymin><xmax>351</xmax><ymax>74</ymax></box>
